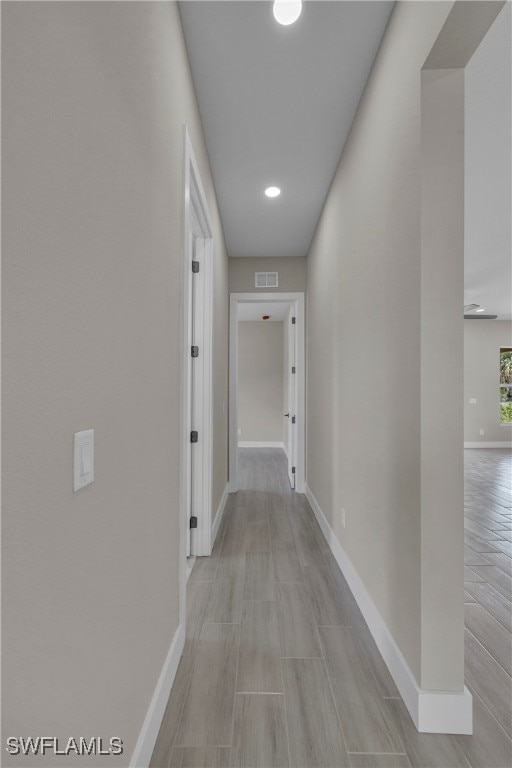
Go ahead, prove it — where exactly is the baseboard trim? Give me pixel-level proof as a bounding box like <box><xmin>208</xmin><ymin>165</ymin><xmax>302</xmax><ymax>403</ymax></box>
<box><xmin>186</xmin><ymin>557</ymin><xmax>195</xmax><ymax>583</ymax></box>
<box><xmin>305</xmin><ymin>485</ymin><xmax>473</xmax><ymax>735</ymax></box>
<box><xmin>464</xmin><ymin>441</ymin><xmax>512</xmax><ymax>448</ymax></box>
<box><xmin>238</xmin><ymin>441</ymin><xmax>285</xmax><ymax>449</ymax></box>
<box><xmin>130</xmin><ymin>623</ymin><xmax>185</xmax><ymax>767</ymax></box>
<box><xmin>211</xmin><ymin>482</ymin><xmax>230</xmax><ymax>547</ymax></box>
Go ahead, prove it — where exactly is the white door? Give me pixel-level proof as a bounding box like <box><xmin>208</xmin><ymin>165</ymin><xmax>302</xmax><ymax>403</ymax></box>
<box><xmin>188</xmin><ymin>236</ymin><xmax>206</xmax><ymax>555</ymax></box>
<box><xmin>185</xmin><ymin>232</ymin><xmax>194</xmax><ymax>557</ymax></box>
<box><xmin>287</xmin><ymin>307</ymin><xmax>297</xmax><ymax>489</ymax></box>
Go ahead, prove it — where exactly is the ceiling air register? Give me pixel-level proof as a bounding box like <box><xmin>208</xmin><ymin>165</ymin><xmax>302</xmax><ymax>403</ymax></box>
<box><xmin>255</xmin><ymin>272</ymin><xmax>279</xmax><ymax>288</ymax></box>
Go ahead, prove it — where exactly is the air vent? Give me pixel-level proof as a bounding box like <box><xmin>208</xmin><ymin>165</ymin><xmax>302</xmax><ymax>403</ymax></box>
<box><xmin>255</xmin><ymin>272</ymin><xmax>278</xmax><ymax>288</ymax></box>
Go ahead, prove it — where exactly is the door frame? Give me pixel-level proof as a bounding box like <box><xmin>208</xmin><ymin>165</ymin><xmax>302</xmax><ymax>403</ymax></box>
<box><xmin>229</xmin><ymin>292</ymin><xmax>306</xmax><ymax>493</ymax></box>
<box><xmin>285</xmin><ymin>305</ymin><xmax>297</xmax><ymax>489</ymax></box>
<box><xmin>180</xmin><ymin>127</ymin><xmax>214</xmax><ymax>622</ymax></box>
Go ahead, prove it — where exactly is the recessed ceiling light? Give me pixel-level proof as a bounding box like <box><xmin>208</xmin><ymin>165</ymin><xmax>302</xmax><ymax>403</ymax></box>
<box><xmin>265</xmin><ymin>186</ymin><xmax>281</xmax><ymax>198</ymax></box>
<box><xmin>273</xmin><ymin>1</ymin><xmax>302</xmax><ymax>26</ymax></box>
<box><xmin>475</xmin><ymin>308</ymin><xmax>486</xmax><ymax>313</ymax></box>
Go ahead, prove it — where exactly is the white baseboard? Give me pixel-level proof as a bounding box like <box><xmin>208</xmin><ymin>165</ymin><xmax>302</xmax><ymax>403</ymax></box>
<box><xmin>305</xmin><ymin>485</ymin><xmax>473</xmax><ymax>735</ymax></box>
<box><xmin>130</xmin><ymin>623</ymin><xmax>185</xmax><ymax>767</ymax></box>
<box><xmin>464</xmin><ymin>441</ymin><xmax>512</xmax><ymax>448</ymax></box>
<box><xmin>211</xmin><ymin>482</ymin><xmax>230</xmax><ymax>547</ymax></box>
<box><xmin>238</xmin><ymin>441</ymin><xmax>285</xmax><ymax>449</ymax></box>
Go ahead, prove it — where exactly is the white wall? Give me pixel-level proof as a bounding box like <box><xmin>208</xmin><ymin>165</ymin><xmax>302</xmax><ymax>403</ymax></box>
<box><xmin>420</xmin><ymin>66</ymin><xmax>465</xmax><ymax>691</ymax></box>
<box><xmin>463</xmin><ymin>5</ymin><xmax>511</xmax><ymax>446</ymax></box>
<box><xmin>465</xmin><ymin>320</ymin><xmax>512</xmax><ymax>444</ymax></box>
<box><xmin>2</xmin><ymin>2</ymin><xmax>228</xmax><ymax>764</ymax></box>
<box><xmin>465</xmin><ymin>4</ymin><xmax>511</xmax><ymax>320</ymax></box>
<box><xmin>238</xmin><ymin>322</ymin><xmax>284</xmax><ymax>443</ymax></box>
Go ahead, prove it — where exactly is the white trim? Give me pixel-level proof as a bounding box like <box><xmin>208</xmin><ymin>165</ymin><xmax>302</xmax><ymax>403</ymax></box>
<box><xmin>238</xmin><ymin>441</ymin><xmax>285</xmax><ymax>449</ymax></box>
<box><xmin>211</xmin><ymin>482</ymin><xmax>230</xmax><ymax>546</ymax></box>
<box><xmin>229</xmin><ymin>298</ymin><xmax>239</xmax><ymax>491</ymax></box>
<box><xmin>229</xmin><ymin>292</ymin><xmax>306</xmax><ymax>494</ymax></box>
<box><xmin>130</xmin><ymin>624</ymin><xmax>185</xmax><ymax>767</ymax></box>
<box><xmin>464</xmin><ymin>442</ymin><xmax>512</xmax><ymax>448</ymax></box>
<box><xmin>305</xmin><ymin>485</ymin><xmax>473</xmax><ymax>735</ymax></box>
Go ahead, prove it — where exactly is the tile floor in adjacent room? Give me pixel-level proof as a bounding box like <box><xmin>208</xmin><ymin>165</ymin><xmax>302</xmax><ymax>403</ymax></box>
<box><xmin>151</xmin><ymin>448</ymin><xmax>512</xmax><ymax>767</ymax></box>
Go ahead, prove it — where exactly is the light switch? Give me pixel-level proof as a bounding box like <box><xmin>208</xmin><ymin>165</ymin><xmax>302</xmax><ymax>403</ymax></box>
<box><xmin>74</xmin><ymin>429</ymin><xmax>94</xmax><ymax>491</ymax></box>
<box><xmin>81</xmin><ymin>442</ymin><xmax>91</xmax><ymax>476</ymax></box>
<box><xmin>468</xmin><ymin>398</ymin><xmax>477</xmax><ymax>405</ymax></box>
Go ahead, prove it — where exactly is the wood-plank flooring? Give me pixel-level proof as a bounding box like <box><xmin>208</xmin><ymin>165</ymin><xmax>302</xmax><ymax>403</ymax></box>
<box><xmin>151</xmin><ymin>448</ymin><xmax>512</xmax><ymax>767</ymax></box>
<box><xmin>462</xmin><ymin>448</ymin><xmax>512</xmax><ymax>760</ymax></box>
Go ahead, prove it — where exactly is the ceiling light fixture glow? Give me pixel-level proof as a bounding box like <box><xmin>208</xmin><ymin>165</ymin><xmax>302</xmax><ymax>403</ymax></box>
<box><xmin>273</xmin><ymin>1</ymin><xmax>302</xmax><ymax>26</ymax></box>
<box><xmin>265</xmin><ymin>186</ymin><xmax>281</xmax><ymax>198</ymax></box>
<box><xmin>475</xmin><ymin>308</ymin><xmax>486</xmax><ymax>313</ymax></box>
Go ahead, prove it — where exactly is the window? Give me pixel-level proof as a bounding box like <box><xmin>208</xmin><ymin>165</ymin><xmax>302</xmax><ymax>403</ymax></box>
<box><xmin>500</xmin><ymin>347</ymin><xmax>512</xmax><ymax>424</ymax></box>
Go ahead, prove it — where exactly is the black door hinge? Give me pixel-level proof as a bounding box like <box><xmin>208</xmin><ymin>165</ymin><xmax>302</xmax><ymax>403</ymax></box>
<box><xmin>191</xmin><ymin>346</ymin><xmax>199</xmax><ymax>358</ymax></box>
<box><xmin>192</xmin><ymin>260</ymin><xmax>200</xmax><ymax>273</ymax></box>
<box><xmin>292</xmin><ymin>416</ymin><xmax>296</xmax><ymax>424</ymax></box>
<box><xmin>292</xmin><ymin>316</ymin><xmax>296</xmax><ymax>324</ymax></box>
<box><xmin>292</xmin><ymin>366</ymin><xmax>296</xmax><ymax>374</ymax></box>
<box><xmin>190</xmin><ymin>431</ymin><xmax>198</xmax><ymax>443</ymax></box>
<box><xmin>292</xmin><ymin>466</ymin><xmax>296</xmax><ymax>474</ymax></box>
<box><xmin>190</xmin><ymin>516</ymin><xmax>198</xmax><ymax>529</ymax></box>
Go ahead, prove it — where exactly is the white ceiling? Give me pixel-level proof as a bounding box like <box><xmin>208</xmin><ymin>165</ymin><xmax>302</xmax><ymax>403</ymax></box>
<box><xmin>238</xmin><ymin>301</ymin><xmax>291</xmax><ymax>321</ymax></box>
<box><xmin>180</xmin><ymin>0</ymin><xmax>394</xmax><ymax>258</ymax></box>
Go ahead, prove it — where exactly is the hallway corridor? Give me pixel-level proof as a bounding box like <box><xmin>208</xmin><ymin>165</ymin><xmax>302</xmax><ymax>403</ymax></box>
<box><xmin>151</xmin><ymin>449</ymin><xmax>512</xmax><ymax>768</ymax></box>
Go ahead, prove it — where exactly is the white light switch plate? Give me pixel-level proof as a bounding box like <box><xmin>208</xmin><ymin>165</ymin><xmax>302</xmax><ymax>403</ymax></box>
<box><xmin>74</xmin><ymin>429</ymin><xmax>94</xmax><ymax>491</ymax></box>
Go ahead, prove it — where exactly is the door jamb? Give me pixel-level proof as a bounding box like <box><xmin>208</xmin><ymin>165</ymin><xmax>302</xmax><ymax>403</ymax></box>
<box><xmin>229</xmin><ymin>292</ymin><xmax>306</xmax><ymax>493</ymax></box>
<box><xmin>180</xmin><ymin>127</ymin><xmax>214</xmax><ymax>626</ymax></box>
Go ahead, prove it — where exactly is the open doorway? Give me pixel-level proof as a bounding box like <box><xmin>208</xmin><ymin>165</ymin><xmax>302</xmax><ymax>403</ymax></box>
<box><xmin>229</xmin><ymin>292</ymin><xmax>305</xmax><ymax>494</ymax></box>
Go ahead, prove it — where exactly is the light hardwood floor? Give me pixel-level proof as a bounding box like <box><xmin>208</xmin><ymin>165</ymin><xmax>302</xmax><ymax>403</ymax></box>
<box><xmin>151</xmin><ymin>448</ymin><xmax>512</xmax><ymax>768</ymax></box>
